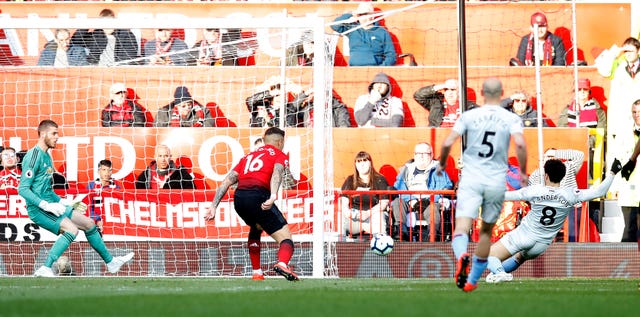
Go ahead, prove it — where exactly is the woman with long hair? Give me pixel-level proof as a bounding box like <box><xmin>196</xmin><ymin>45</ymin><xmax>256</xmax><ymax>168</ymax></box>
<box><xmin>340</xmin><ymin>151</ymin><xmax>391</xmax><ymax>238</ymax></box>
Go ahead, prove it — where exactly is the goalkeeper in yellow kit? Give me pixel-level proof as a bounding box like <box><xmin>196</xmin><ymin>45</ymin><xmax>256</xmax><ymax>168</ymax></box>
<box><xmin>19</xmin><ymin>120</ymin><xmax>134</xmax><ymax>277</ymax></box>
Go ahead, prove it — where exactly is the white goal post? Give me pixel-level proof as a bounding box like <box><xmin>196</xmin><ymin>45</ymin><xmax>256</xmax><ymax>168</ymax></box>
<box><xmin>0</xmin><ymin>15</ymin><xmax>336</xmax><ymax>278</ymax></box>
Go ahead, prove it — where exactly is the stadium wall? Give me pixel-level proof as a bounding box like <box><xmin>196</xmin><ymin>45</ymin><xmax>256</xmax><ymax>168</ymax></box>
<box><xmin>0</xmin><ymin>241</ymin><xmax>636</xmax><ymax>278</ymax></box>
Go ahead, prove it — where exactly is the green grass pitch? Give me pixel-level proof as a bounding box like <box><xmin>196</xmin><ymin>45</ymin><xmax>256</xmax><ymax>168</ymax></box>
<box><xmin>0</xmin><ymin>277</ymin><xmax>637</xmax><ymax>317</ymax></box>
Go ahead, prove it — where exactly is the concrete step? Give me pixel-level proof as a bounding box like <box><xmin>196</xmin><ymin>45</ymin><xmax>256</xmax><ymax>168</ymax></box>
<box><xmin>599</xmin><ymin>233</ymin><xmax>621</xmax><ymax>242</ymax></box>
<box><xmin>600</xmin><ymin>216</ymin><xmax>624</xmax><ymax>242</ymax></box>
<box><xmin>603</xmin><ymin>200</ymin><xmax>623</xmax><ymax>217</ymax></box>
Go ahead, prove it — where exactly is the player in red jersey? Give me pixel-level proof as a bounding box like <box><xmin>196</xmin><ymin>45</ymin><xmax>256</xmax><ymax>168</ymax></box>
<box><xmin>204</xmin><ymin>127</ymin><xmax>298</xmax><ymax>281</ymax></box>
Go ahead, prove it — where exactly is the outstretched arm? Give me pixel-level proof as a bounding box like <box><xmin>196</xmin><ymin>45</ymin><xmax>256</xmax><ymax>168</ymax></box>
<box><xmin>204</xmin><ymin>170</ymin><xmax>239</xmax><ymax>221</ymax></box>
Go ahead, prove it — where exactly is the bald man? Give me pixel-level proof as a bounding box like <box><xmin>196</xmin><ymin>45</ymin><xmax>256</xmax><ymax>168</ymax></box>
<box><xmin>136</xmin><ymin>144</ymin><xmax>194</xmax><ymax>189</ymax></box>
<box><xmin>437</xmin><ymin>77</ymin><xmax>528</xmax><ymax>292</ymax></box>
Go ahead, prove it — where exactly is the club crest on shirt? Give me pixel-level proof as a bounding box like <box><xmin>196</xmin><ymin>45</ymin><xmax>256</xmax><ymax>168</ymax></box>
<box><xmin>25</xmin><ymin>170</ymin><xmax>33</xmax><ymax>178</ymax></box>
<box><xmin>47</xmin><ymin>167</ymin><xmax>53</xmax><ymax>175</ymax></box>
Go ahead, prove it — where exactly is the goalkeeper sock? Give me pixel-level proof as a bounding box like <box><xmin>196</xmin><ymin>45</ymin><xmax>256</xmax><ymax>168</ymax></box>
<box><xmin>502</xmin><ymin>255</ymin><xmax>522</xmax><ymax>273</ymax></box>
<box><xmin>451</xmin><ymin>233</ymin><xmax>469</xmax><ymax>260</ymax></box>
<box><xmin>467</xmin><ymin>255</ymin><xmax>487</xmax><ymax>285</ymax></box>
<box><xmin>248</xmin><ymin>239</ymin><xmax>261</xmax><ymax>270</ymax></box>
<box><xmin>277</xmin><ymin>239</ymin><xmax>294</xmax><ymax>265</ymax></box>
<box><xmin>45</xmin><ymin>231</ymin><xmax>76</xmax><ymax>267</ymax></box>
<box><xmin>487</xmin><ymin>256</ymin><xmax>505</xmax><ymax>274</ymax></box>
<box><xmin>86</xmin><ymin>225</ymin><xmax>113</xmax><ymax>263</ymax></box>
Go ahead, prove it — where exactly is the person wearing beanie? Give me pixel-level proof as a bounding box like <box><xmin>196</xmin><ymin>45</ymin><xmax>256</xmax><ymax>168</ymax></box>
<box><xmin>101</xmin><ymin>82</ymin><xmax>151</xmax><ymax>127</ymax></box>
<box><xmin>514</xmin><ymin>12</ymin><xmax>566</xmax><ymax>66</ymax></box>
<box><xmin>558</xmin><ymin>78</ymin><xmax>606</xmax><ymax>129</ymax></box>
<box><xmin>154</xmin><ymin>86</ymin><xmax>215</xmax><ymax>127</ymax></box>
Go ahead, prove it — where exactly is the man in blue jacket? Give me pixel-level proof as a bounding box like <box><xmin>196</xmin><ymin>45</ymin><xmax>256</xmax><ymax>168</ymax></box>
<box><xmin>331</xmin><ymin>2</ymin><xmax>397</xmax><ymax>66</ymax></box>
<box><xmin>390</xmin><ymin>142</ymin><xmax>453</xmax><ymax>241</ymax></box>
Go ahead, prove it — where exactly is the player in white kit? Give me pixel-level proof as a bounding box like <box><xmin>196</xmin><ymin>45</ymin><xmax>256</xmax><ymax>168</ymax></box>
<box><xmin>438</xmin><ymin>77</ymin><xmax>528</xmax><ymax>292</ymax></box>
<box><xmin>485</xmin><ymin>158</ymin><xmax>622</xmax><ymax>283</ymax></box>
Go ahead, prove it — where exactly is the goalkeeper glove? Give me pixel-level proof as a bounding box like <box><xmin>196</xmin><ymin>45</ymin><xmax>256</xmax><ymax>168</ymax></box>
<box><xmin>39</xmin><ymin>201</ymin><xmax>67</xmax><ymax>217</ymax></box>
<box><xmin>621</xmin><ymin>159</ymin><xmax>636</xmax><ymax>181</ymax></box>
<box><xmin>610</xmin><ymin>159</ymin><xmax>622</xmax><ymax>175</ymax></box>
<box><xmin>59</xmin><ymin>198</ymin><xmax>88</xmax><ymax>213</ymax></box>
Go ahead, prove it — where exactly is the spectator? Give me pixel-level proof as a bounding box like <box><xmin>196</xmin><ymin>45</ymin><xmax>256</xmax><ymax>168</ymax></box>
<box><xmin>501</xmin><ymin>90</ymin><xmax>547</xmax><ymax>127</ymax></box>
<box><xmin>101</xmin><ymin>83</ymin><xmax>150</xmax><ymax>127</ymax></box>
<box><xmin>558</xmin><ymin>79</ymin><xmax>606</xmax><ymax>129</ymax></box>
<box><xmin>253</xmin><ymin>137</ymin><xmax>264</xmax><ymax>149</ymax></box>
<box><xmin>390</xmin><ymin>142</ymin><xmax>453</xmax><ymax>241</ymax></box>
<box><xmin>86</xmin><ymin>159</ymin><xmax>121</xmax><ymax>233</ymax></box>
<box><xmin>0</xmin><ymin>147</ymin><xmax>21</xmax><ymax>190</ymax></box>
<box><xmin>143</xmin><ymin>29</ymin><xmax>191</xmax><ymax>66</ymax></box>
<box><xmin>37</xmin><ymin>29</ymin><xmax>88</xmax><ymax>66</ymax></box>
<box><xmin>245</xmin><ymin>76</ymin><xmax>302</xmax><ymax>128</ymax></box>
<box><xmin>154</xmin><ymin>86</ymin><xmax>215</xmax><ymax>127</ymax></box>
<box><xmin>354</xmin><ymin>72</ymin><xmax>404</xmax><ymax>127</ymax></box>
<box><xmin>340</xmin><ymin>151</ymin><xmax>391</xmax><ymax>238</ymax></box>
<box><xmin>595</xmin><ymin>36</ymin><xmax>640</xmax><ymax>164</ymax></box>
<box><xmin>70</xmin><ymin>8</ymin><xmax>139</xmax><ymax>66</ymax></box>
<box><xmin>192</xmin><ymin>28</ymin><xmax>246</xmax><ymax>66</ymax></box>
<box><xmin>513</xmin><ymin>12</ymin><xmax>566</xmax><ymax>66</ymax></box>
<box><xmin>558</xmin><ymin>78</ymin><xmax>606</xmax><ymax>183</ymax></box>
<box><xmin>289</xmin><ymin>90</ymin><xmax>352</xmax><ymax>127</ymax></box>
<box><xmin>286</xmin><ymin>30</ymin><xmax>314</xmax><ymax>67</ymax></box>
<box><xmin>330</xmin><ymin>2</ymin><xmax>397</xmax><ymax>66</ymax></box>
<box><xmin>136</xmin><ymin>144</ymin><xmax>195</xmax><ymax>189</ymax></box>
<box><xmin>413</xmin><ymin>79</ymin><xmax>478</xmax><ymax>128</ymax></box>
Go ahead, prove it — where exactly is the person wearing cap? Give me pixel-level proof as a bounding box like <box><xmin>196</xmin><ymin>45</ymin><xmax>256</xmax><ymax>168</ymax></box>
<box><xmin>501</xmin><ymin>90</ymin><xmax>548</xmax><ymax>128</ymax></box>
<box><xmin>514</xmin><ymin>12</ymin><xmax>566</xmax><ymax>66</ymax></box>
<box><xmin>353</xmin><ymin>72</ymin><xmax>404</xmax><ymax>127</ymax></box>
<box><xmin>70</xmin><ymin>8</ymin><xmax>139</xmax><ymax>66</ymax></box>
<box><xmin>330</xmin><ymin>2</ymin><xmax>397</xmax><ymax>66</ymax></box>
<box><xmin>101</xmin><ymin>83</ymin><xmax>150</xmax><ymax>127</ymax></box>
<box><xmin>558</xmin><ymin>78</ymin><xmax>606</xmax><ymax>129</ymax></box>
<box><xmin>143</xmin><ymin>29</ymin><xmax>191</xmax><ymax>66</ymax></box>
<box><xmin>413</xmin><ymin>78</ymin><xmax>478</xmax><ymax>128</ymax></box>
<box><xmin>192</xmin><ymin>28</ymin><xmax>244</xmax><ymax>66</ymax></box>
<box><xmin>154</xmin><ymin>86</ymin><xmax>215</xmax><ymax>127</ymax></box>
<box><xmin>37</xmin><ymin>29</ymin><xmax>88</xmax><ymax>67</ymax></box>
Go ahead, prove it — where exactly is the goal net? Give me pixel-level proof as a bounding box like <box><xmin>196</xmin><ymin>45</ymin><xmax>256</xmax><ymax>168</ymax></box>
<box><xmin>0</xmin><ymin>15</ymin><xmax>338</xmax><ymax>277</ymax></box>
